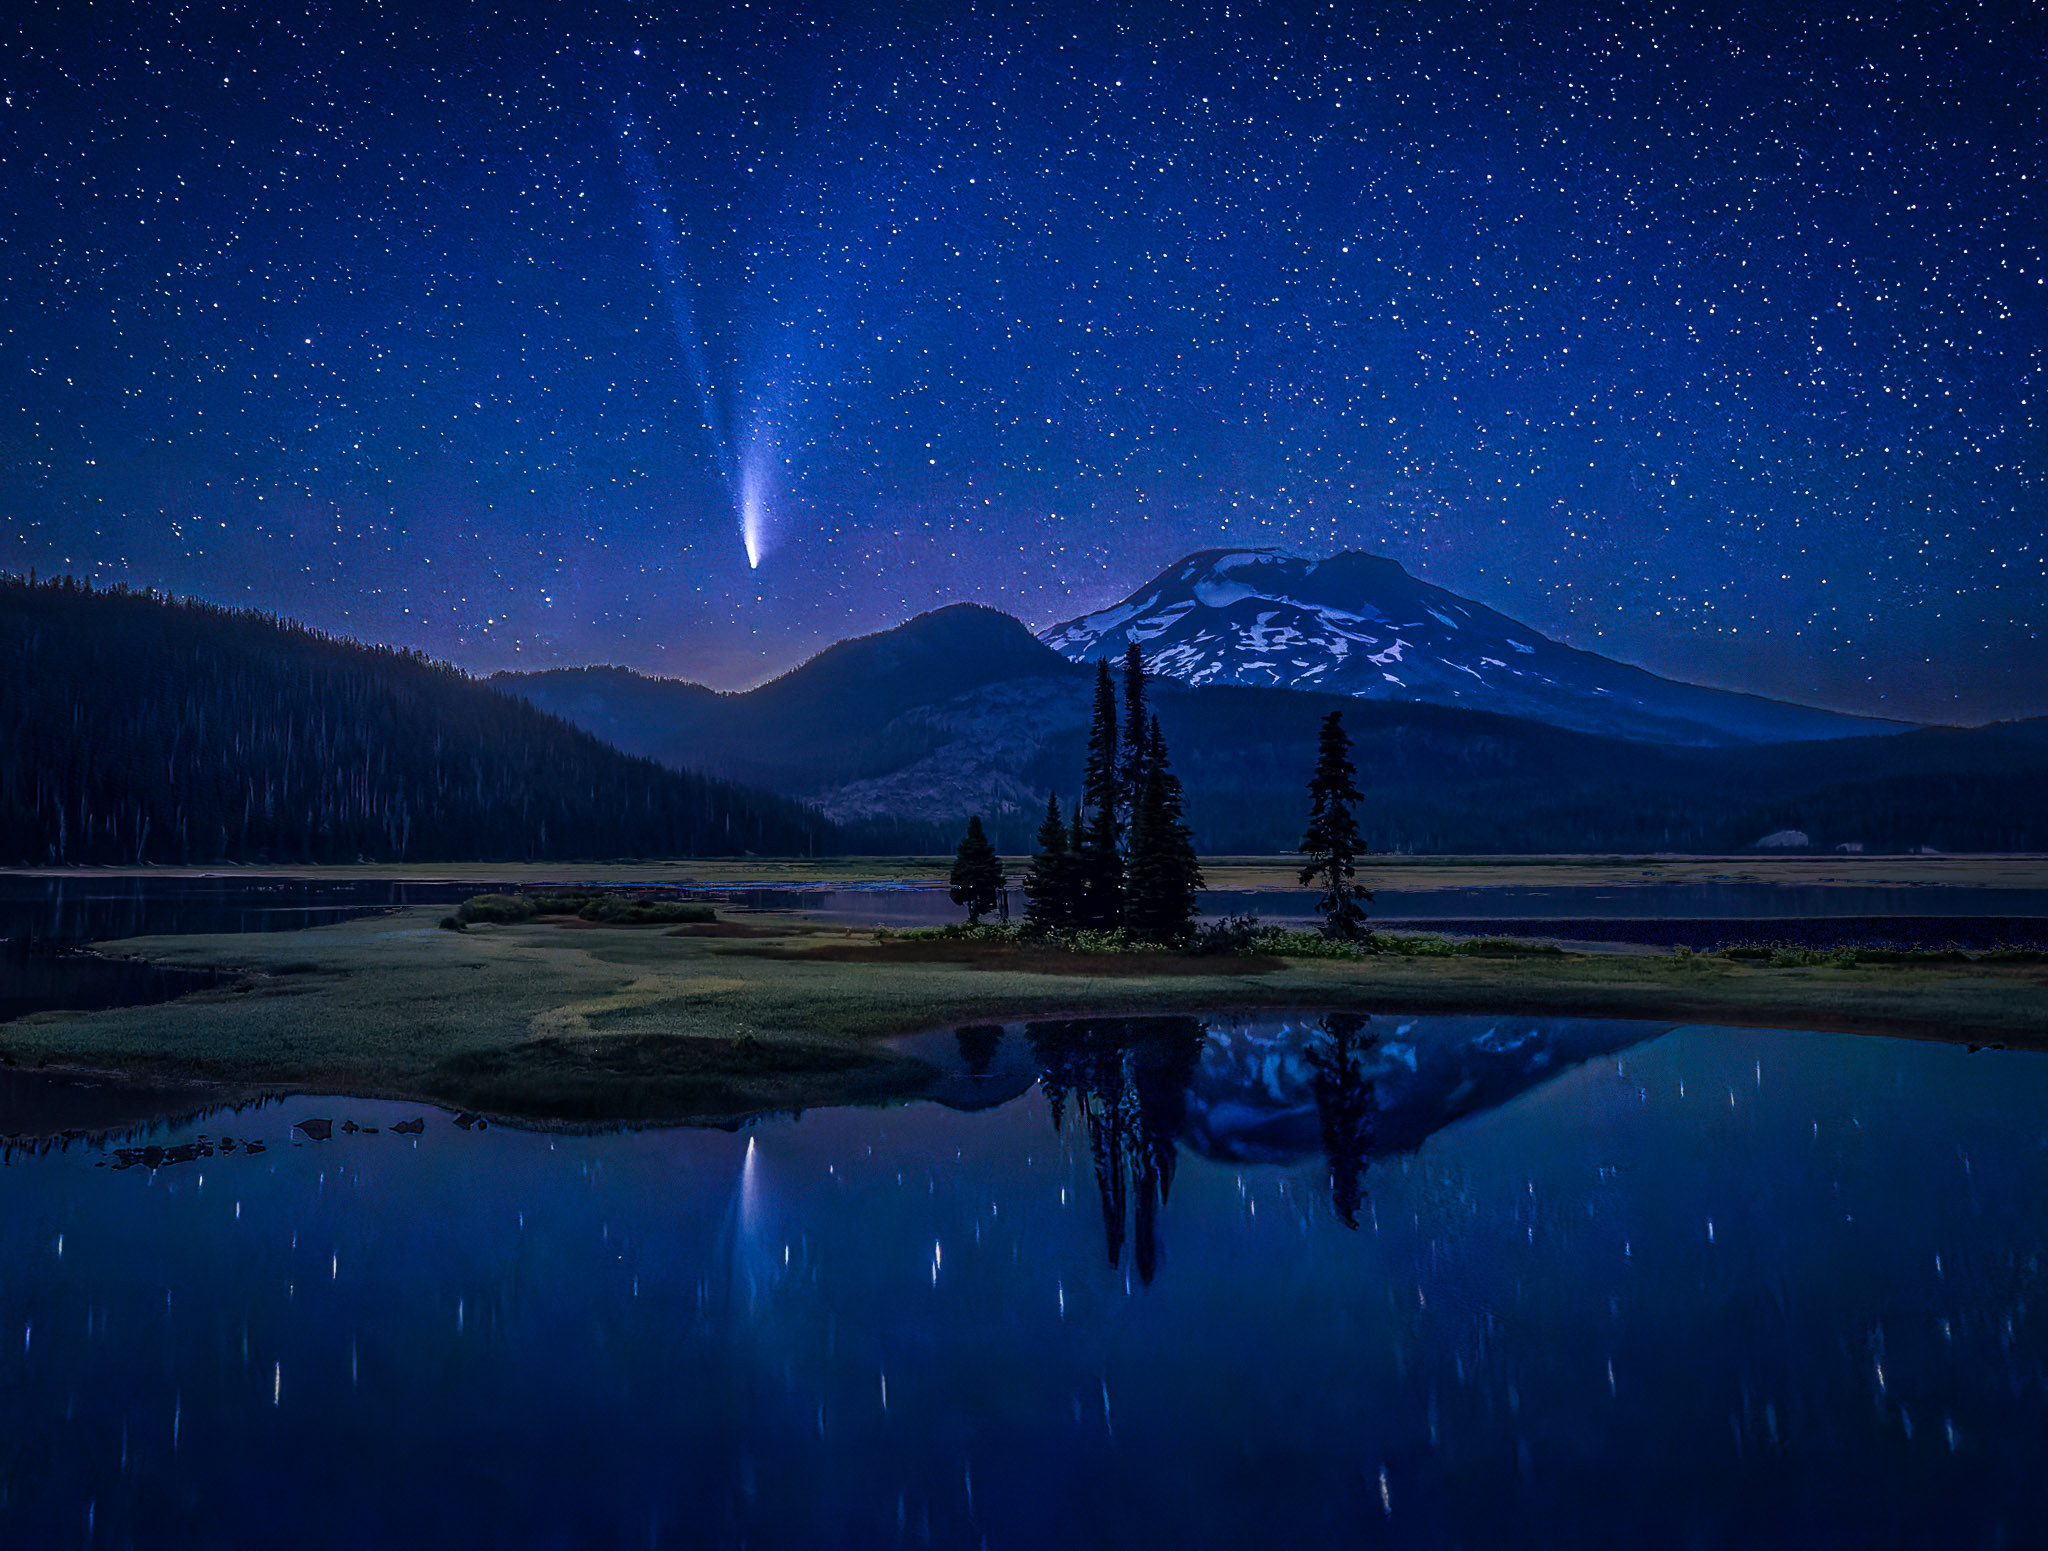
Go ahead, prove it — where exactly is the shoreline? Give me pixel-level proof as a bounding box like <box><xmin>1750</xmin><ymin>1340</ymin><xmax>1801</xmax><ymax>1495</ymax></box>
<box><xmin>0</xmin><ymin>907</ymin><xmax>2041</xmax><ymax>1131</ymax></box>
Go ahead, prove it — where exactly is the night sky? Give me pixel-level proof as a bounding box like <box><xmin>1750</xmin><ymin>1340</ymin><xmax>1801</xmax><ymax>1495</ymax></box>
<box><xmin>3</xmin><ymin>0</ymin><xmax>2041</xmax><ymax>722</ymax></box>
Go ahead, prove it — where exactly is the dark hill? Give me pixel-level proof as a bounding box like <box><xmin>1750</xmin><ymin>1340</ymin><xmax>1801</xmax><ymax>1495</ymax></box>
<box><xmin>0</xmin><ymin>577</ymin><xmax>834</xmax><ymax>864</ymax></box>
<box><xmin>501</xmin><ymin>604</ymin><xmax>1084</xmax><ymax>800</ymax></box>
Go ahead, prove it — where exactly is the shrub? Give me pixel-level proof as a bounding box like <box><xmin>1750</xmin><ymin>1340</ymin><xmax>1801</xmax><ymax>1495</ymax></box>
<box><xmin>1188</xmin><ymin>913</ymin><xmax>1267</xmax><ymax>956</ymax></box>
<box><xmin>575</xmin><ymin>895</ymin><xmax>716</xmax><ymax>925</ymax></box>
<box><xmin>1456</xmin><ymin>936</ymin><xmax>1564</xmax><ymax>958</ymax></box>
<box><xmin>1252</xmin><ymin>928</ymin><xmax>1370</xmax><ymax>960</ymax></box>
<box><xmin>891</xmin><ymin>922</ymin><xmax>1027</xmax><ymax>945</ymax></box>
<box><xmin>526</xmin><ymin>891</ymin><xmax>603</xmax><ymax>915</ymax></box>
<box><xmin>455</xmin><ymin>893</ymin><xmax>537</xmax><ymax>925</ymax></box>
<box><xmin>454</xmin><ymin>890</ymin><xmax>716</xmax><ymax>927</ymax></box>
<box><xmin>1367</xmin><ymin>932</ymin><xmax>1454</xmax><ymax>958</ymax></box>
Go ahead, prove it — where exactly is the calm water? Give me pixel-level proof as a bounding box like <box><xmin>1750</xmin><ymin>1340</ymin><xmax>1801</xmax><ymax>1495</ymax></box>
<box><xmin>0</xmin><ymin>876</ymin><xmax>480</xmax><ymax>952</ymax></box>
<box><xmin>3</xmin><ymin>1014</ymin><xmax>2046</xmax><ymax>1548</ymax></box>
<box><xmin>4</xmin><ymin>874</ymin><xmax>2043</xmax><ymax>944</ymax></box>
<box><xmin>773</xmin><ymin>882</ymin><xmax>2048</xmax><ymax>930</ymax></box>
<box><xmin>0</xmin><ymin>877</ymin><xmax>485</xmax><ymax>1026</ymax></box>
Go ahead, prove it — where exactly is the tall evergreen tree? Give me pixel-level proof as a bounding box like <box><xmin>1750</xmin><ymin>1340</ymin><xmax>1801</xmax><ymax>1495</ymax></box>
<box><xmin>1076</xmin><ymin>659</ymin><xmax>1124</xmax><ymax>928</ymax></box>
<box><xmin>949</xmin><ymin>815</ymin><xmax>1006</xmax><ymax>924</ymax></box>
<box><xmin>1023</xmin><ymin>793</ymin><xmax>1081</xmax><ymax>930</ymax></box>
<box><xmin>1298</xmin><ymin>710</ymin><xmax>1371</xmax><ymax>940</ymax></box>
<box><xmin>1124</xmin><ymin>715</ymin><xmax>1204</xmax><ymax>942</ymax></box>
<box><xmin>1116</xmin><ymin>643</ymin><xmax>1149</xmax><ymax>842</ymax></box>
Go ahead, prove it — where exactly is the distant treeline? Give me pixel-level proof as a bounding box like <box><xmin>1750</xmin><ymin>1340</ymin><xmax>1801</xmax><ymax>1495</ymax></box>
<box><xmin>1158</xmin><ymin>689</ymin><xmax>2048</xmax><ymax>856</ymax></box>
<box><xmin>905</xmin><ymin>704</ymin><xmax>2048</xmax><ymax>856</ymax></box>
<box><xmin>0</xmin><ymin>576</ymin><xmax>836</xmax><ymax>864</ymax></box>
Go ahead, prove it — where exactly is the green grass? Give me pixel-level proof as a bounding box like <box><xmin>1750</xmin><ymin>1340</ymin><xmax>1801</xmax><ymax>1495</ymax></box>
<box><xmin>2</xmin><ymin>910</ymin><xmax>2041</xmax><ymax>1127</ymax></box>
<box><xmin>450</xmin><ymin>891</ymin><xmax>718</xmax><ymax>926</ymax></box>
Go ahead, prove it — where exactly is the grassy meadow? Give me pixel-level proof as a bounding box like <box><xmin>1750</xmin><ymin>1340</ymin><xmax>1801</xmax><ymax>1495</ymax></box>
<box><xmin>1</xmin><ymin>904</ymin><xmax>2042</xmax><ymax>1128</ymax></box>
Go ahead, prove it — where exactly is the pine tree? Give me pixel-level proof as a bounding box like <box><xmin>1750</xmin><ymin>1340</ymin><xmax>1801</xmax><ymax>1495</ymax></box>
<box><xmin>1116</xmin><ymin>642</ymin><xmax>1149</xmax><ymax>842</ymax></box>
<box><xmin>1124</xmin><ymin>715</ymin><xmax>1203</xmax><ymax>942</ymax></box>
<box><xmin>949</xmin><ymin>815</ymin><xmax>1006</xmax><ymax>924</ymax></box>
<box><xmin>1298</xmin><ymin>710</ymin><xmax>1371</xmax><ymax>940</ymax></box>
<box><xmin>1023</xmin><ymin>793</ymin><xmax>1081</xmax><ymax>931</ymax></box>
<box><xmin>1076</xmin><ymin>659</ymin><xmax>1124</xmax><ymax>928</ymax></box>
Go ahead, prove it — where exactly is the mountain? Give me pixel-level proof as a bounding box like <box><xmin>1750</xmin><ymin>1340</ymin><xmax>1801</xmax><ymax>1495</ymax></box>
<box><xmin>499</xmin><ymin>607</ymin><xmax>2048</xmax><ymax>854</ymax></box>
<box><xmin>501</xmin><ymin>606</ymin><xmax>1090</xmax><ymax>842</ymax></box>
<box><xmin>1040</xmin><ymin>549</ymin><xmax>1906</xmax><ymax>746</ymax></box>
<box><xmin>0</xmin><ymin>576</ymin><xmax>834</xmax><ymax>864</ymax></box>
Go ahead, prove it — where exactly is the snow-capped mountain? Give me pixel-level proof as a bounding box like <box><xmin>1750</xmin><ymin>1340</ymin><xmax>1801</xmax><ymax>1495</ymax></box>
<box><xmin>1040</xmin><ymin>549</ymin><xmax>1902</xmax><ymax>745</ymax></box>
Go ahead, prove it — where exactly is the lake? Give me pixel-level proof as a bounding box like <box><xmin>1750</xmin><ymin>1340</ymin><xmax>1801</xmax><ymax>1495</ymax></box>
<box><xmin>6</xmin><ymin>874</ymin><xmax>2045</xmax><ymax>955</ymax></box>
<box><xmin>3</xmin><ymin>1013</ymin><xmax>2044</xmax><ymax>1548</ymax></box>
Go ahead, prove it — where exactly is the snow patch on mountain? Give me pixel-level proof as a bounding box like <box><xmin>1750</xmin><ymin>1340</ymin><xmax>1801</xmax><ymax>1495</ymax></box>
<box><xmin>1039</xmin><ymin>548</ymin><xmax>1903</xmax><ymax>746</ymax></box>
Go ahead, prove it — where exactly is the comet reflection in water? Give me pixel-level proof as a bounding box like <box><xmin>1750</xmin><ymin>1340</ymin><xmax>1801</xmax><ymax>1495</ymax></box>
<box><xmin>719</xmin><ymin>1132</ymin><xmax>780</xmax><ymax>1318</ymax></box>
<box><xmin>3</xmin><ymin>1016</ymin><xmax>2048</xmax><ymax>1548</ymax></box>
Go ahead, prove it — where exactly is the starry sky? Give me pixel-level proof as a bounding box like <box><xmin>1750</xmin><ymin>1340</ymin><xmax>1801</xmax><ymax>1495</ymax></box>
<box><xmin>3</xmin><ymin>0</ymin><xmax>2041</xmax><ymax>722</ymax></box>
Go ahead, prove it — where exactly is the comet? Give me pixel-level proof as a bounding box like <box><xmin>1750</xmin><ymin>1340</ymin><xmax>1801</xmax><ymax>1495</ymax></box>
<box><xmin>620</xmin><ymin>107</ymin><xmax>768</xmax><ymax>567</ymax></box>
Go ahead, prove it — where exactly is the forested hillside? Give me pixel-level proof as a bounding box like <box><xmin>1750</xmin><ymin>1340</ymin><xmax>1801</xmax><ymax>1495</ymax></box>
<box><xmin>0</xmin><ymin>577</ymin><xmax>834</xmax><ymax>864</ymax></box>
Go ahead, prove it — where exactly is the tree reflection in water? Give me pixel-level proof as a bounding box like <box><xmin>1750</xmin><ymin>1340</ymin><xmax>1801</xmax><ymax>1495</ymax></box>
<box><xmin>1025</xmin><ymin>1018</ymin><xmax>1203</xmax><ymax>1285</ymax></box>
<box><xmin>976</xmin><ymin>1010</ymin><xmax>1668</xmax><ymax>1281</ymax></box>
<box><xmin>953</xmin><ymin>1023</ymin><xmax>1003</xmax><ymax>1075</ymax></box>
<box><xmin>1304</xmin><ymin>1013</ymin><xmax>1378</xmax><ymax>1229</ymax></box>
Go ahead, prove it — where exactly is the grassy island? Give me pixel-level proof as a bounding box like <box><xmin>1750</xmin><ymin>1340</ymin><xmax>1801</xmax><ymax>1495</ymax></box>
<box><xmin>2</xmin><ymin>904</ymin><xmax>2043</xmax><ymax>1128</ymax></box>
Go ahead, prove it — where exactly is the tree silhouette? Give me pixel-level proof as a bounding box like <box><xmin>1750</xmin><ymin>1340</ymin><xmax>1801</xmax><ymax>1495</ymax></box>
<box><xmin>1027</xmin><ymin>1017</ymin><xmax>1202</xmax><ymax>1284</ymax></box>
<box><xmin>1304</xmin><ymin>1013</ymin><xmax>1379</xmax><ymax>1228</ymax></box>
<box><xmin>1298</xmin><ymin>710</ymin><xmax>1372</xmax><ymax>940</ymax></box>
<box><xmin>949</xmin><ymin>815</ymin><xmax>1005</xmax><ymax>923</ymax></box>
<box><xmin>1125</xmin><ymin>716</ymin><xmax>1204</xmax><ymax>942</ymax></box>
<box><xmin>1117</xmin><ymin>643</ymin><xmax>1149</xmax><ymax>843</ymax></box>
<box><xmin>1023</xmin><ymin>793</ymin><xmax>1082</xmax><ymax>931</ymax></box>
<box><xmin>954</xmin><ymin>1024</ymin><xmax>1003</xmax><ymax>1074</ymax></box>
<box><xmin>1076</xmin><ymin>660</ymin><xmax>1125</xmax><ymax>928</ymax></box>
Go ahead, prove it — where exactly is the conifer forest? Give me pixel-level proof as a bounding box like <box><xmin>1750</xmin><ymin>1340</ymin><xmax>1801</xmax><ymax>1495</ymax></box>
<box><xmin>0</xmin><ymin>577</ymin><xmax>833</xmax><ymax>864</ymax></box>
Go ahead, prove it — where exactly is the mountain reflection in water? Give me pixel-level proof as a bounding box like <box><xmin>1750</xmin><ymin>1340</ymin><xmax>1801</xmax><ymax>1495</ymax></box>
<box><xmin>911</xmin><ymin>1011</ymin><xmax>1672</xmax><ymax>1280</ymax></box>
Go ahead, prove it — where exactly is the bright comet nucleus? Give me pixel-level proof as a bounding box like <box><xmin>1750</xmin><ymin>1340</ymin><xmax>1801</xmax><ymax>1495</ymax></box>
<box><xmin>739</xmin><ymin>442</ymin><xmax>774</xmax><ymax>570</ymax></box>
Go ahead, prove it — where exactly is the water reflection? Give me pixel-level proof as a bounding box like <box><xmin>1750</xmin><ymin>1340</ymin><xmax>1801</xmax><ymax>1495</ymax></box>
<box><xmin>1306</xmin><ymin>1014</ymin><xmax>1377</xmax><ymax>1229</ymax></box>
<box><xmin>914</xmin><ymin>1011</ymin><xmax>1673</xmax><ymax>1272</ymax></box>
<box><xmin>1028</xmin><ymin>1017</ymin><xmax>1204</xmax><ymax>1285</ymax></box>
<box><xmin>0</xmin><ymin>1067</ymin><xmax>271</xmax><ymax>1162</ymax></box>
<box><xmin>0</xmin><ymin>876</ymin><xmax>479</xmax><ymax>1027</ymax></box>
<box><xmin>0</xmin><ymin>874</ymin><xmax>481</xmax><ymax>951</ymax></box>
<box><xmin>0</xmin><ymin>949</ymin><xmax>221</xmax><ymax>1026</ymax></box>
<box><xmin>3</xmin><ymin>1024</ymin><xmax>2048</xmax><ymax>1546</ymax></box>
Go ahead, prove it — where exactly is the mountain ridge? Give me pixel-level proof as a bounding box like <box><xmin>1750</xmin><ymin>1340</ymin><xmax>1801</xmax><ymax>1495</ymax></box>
<box><xmin>1039</xmin><ymin>548</ymin><xmax>1909</xmax><ymax>746</ymax></box>
<box><xmin>497</xmin><ymin>605</ymin><xmax>2045</xmax><ymax>854</ymax></box>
